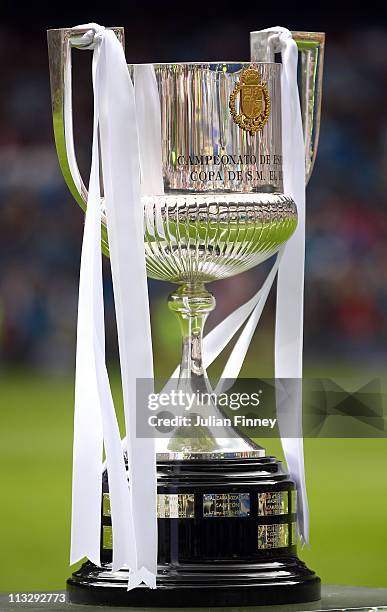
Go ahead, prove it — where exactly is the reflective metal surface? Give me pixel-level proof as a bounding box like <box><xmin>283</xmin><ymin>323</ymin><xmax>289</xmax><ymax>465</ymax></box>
<box><xmin>257</xmin><ymin>523</ymin><xmax>294</xmax><ymax>549</ymax></box>
<box><xmin>292</xmin><ymin>32</ymin><xmax>325</xmax><ymax>182</ymax></box>
<box><xmin>149</xmin><ymin>62</ymin><xmax>283</xmax><ymax>193</ymax></box>
<box><xmin>47</xmin><ymin>27</ymin><xmax>125</xmax><ymax>255</ymax></box>
<box><xmin>102</xmin><ymin>525</ymin><xmax>113</xmax><ymax>549</ymax></box>
<box><xmin>143</xmin><ymin>192</ymin><xmax>297</xmax><ymax>283</ymax></box>
<box><xmin>257</xmin><ymin>491</ymin><xmax>289</xmax><ymax>516</ymax></box>
<box><xmin>103</xmin><ymin>449</ymin><xmax>288</xmax><ymax>466</ymax></box>
<box><xmin>203</xmin><ymin>492</ymin><xmax>250</xmax><ymax>517</ymax></box>
<box><xmin>251</xmin><ymin>30</ymin><xmax>325</xmax><ymax>183</ymax></box>
<box><xmin>155</xmin><ymin>448</ymin><xmax>266</xmax><ymax>461</ymax></box>
<box><xmin>157</xmin><ymin>494</ymin><xmax>195</xmax><ymax>518</ymax></box>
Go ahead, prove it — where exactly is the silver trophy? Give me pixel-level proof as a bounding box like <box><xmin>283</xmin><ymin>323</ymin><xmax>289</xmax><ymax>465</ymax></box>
<box><xmin>48</xmin><ymin>27</ymin><xmax>325</xmax><ymax>607</ymax></box>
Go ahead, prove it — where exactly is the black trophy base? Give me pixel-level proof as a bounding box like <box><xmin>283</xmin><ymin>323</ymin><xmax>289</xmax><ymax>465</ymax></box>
<box><xmin>68</xmin><ymin>455</ymin><xmax>321</xmax><ymax>607</ymax></box>
<box><xmin>68</xmin><ymin>558</ymin><xmax>320</xmax><ymax>607</ymax></box>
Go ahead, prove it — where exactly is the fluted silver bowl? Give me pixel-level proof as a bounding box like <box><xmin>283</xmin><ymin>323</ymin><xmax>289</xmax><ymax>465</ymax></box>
<box><xmin>143</xmin><ymin>193</ymin><xmax>297</xmax><ymax>283</ymax></box>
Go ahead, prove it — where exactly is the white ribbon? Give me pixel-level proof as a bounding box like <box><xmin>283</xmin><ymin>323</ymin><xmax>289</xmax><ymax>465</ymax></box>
<box><xmin>273</xmin><ymin>27</ymin><xmax>309</xmax><ymax>544</ymax></box>
<box><xmin>134</xmin><ymin>65</ymin><xmax>164</xmax><ymax>197</ymax></box>
<box><xmin>134</xmin><ymin>65</ymin><xmax>165</xmax><ymax>238</ymax></box>
<box><xmin>247</xmin><ymin>27</ymin><xmax>308</xmax><ymax>543</ymax></box>
<box><xmin>69</xmin><ymin>23</ymin><xmax>156</xmax><ymax>589</ymax></box>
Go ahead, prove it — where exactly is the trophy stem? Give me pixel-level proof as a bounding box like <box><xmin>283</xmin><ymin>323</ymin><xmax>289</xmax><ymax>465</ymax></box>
<box><xmin>164</xmin><ymin>283</ymin><xmax>258</xmax><ymax>457</ymax></box>
<box><xmin>168</xmin><ymin>282</ymin><xmax>215</xmax><ymax>382</ymax></box>
<box><xmin>167</xmin><ymin>283</ymin><xmax>217</xmax><ymax>453</ymax></box>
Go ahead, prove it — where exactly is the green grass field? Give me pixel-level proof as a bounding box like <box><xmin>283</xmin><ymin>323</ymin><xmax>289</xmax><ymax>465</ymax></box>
<box><xmin>1</xmin><ymin>351</ymin><xmax>387</xmax><ymax>590</ymax></box>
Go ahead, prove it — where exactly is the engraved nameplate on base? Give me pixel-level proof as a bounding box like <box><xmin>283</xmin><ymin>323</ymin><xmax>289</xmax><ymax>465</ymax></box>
<box><xmin>258</xmin><ymin>523</ymin><xmax>295</xmax><ymax>549</ymax></box>
<box><xmin>203</xmin><ymin>493</ymin><xmax>250</xmax><ymax>517</ymax></box>
<box><xmin>103</xmin><ymin>492</ymin><xmax>195</xmax><ymax>519</ymax></box>
<box><xmin>291</xmin><ymin>489</ymin><xmax>297</xmax><ymax>513</ymax></box>
<box><xmin>102</xmin><ymin>493</ymin><xmax>111</xmax><ymax>517</ymax></box>
<box><xmin>102</xmin><ymin>525</ymin><xmax>113</xmax><ymax>550</ymax></box>
<box><xmin>157</xmin><ymin>494</ymin><xmax>195</xmax><ymax>518</ymax></box>
<box><xmin>258</xmin><ymin>491</ymin><xmax>289</xmax><ymax>516</ymax></box>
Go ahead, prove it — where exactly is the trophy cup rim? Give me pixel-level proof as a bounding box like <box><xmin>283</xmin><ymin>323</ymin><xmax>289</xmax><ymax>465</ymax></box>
<box><xmin>127</xmin><ymin>61</ymin><xmax>279</xmax><ymax>67</ymax></box>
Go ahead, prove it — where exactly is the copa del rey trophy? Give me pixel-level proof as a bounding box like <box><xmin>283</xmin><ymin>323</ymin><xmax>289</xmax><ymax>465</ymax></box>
<box><xmin>47</xmin><ymin>24</ymin><xmax>325</xmax><ymax>607</ymax></box>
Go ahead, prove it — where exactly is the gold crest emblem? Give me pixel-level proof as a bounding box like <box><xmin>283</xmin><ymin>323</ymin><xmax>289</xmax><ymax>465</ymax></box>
<box><xmin>229</xmin><ymin>66</ymin><xmax>271</xmax><ymax>133</ymax></box>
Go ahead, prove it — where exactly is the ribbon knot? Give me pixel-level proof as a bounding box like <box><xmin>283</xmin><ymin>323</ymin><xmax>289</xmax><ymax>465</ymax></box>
<box><xmin>71</xmin><ymin>23</ymin><xmax>106</xmax><ymax>50</ymax></box>
<box><xmin>260</xmin><ymin>26</ymin><xmax>293</xmax><ymax>55</ymax></box>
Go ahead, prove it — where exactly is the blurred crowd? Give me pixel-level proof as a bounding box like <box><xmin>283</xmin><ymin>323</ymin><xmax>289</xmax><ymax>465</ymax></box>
<box><xmin>0</xmin><ymin>23</ymin><xmax>386</xmax><ymax>374</ymax></box>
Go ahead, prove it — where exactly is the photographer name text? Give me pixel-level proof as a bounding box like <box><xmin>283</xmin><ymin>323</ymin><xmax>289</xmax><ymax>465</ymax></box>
<box><xmin>148</xmin><ymin>414</ymin><xmax>277</xmax><ymax>429</ymax></box>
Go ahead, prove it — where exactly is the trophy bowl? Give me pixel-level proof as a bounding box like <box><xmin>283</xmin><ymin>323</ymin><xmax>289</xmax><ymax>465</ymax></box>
<box><xmin>143</xmin><ymin>193</ymin><xmax>296</xmax><ymax>283</ymax></box>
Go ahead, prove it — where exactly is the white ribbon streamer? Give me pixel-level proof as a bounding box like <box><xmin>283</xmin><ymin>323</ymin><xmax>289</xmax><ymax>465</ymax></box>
<box><xmin>275</xmin><ymin>28</ymin><xmax>308</xmax><ymax>544</ymax></box>
<box><xmin>69</xmin><ymin>23</ymin><xmax>156</xmax><ymax>589</ymax></box>
<box><xmin>261</xmin><ymin>27</ymin><xmax>308</xmax><ymax>543</ymax></box>
<box><xmin>134</xmin><ymin>65</ymin><xmax>164</xmax><ymax>197</ymax></box>
<box><xmin>215</xmin><ymin>250</ymin><xmax>283</xmax><ymax>394</ymax></box>
<box><xmin>134</xmin><ymin>65</ymin><xmax>165</xmax><ymax>238</ymax></box>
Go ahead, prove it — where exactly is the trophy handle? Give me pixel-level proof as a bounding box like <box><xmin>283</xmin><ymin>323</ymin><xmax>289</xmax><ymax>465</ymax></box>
<box><xmin>291</xmin><ymin>31</ymin><xmax>325</xmax><ymax>183</ymax></box>
<box><xmin>250</xmin><ymin>30</ymin><xmax>325</xmax><ymax>184</ymax></box>
<box><xmin>47</xmin><ymin>27</ymin><xmax>125</xmax><ymax>212</ymax></box>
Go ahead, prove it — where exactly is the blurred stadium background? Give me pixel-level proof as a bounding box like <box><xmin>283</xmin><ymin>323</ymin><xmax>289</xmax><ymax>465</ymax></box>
<box><xmin>0</xmin><ymin>1</ymin><xmax>387</xmax><ymax>592</ymax></box>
